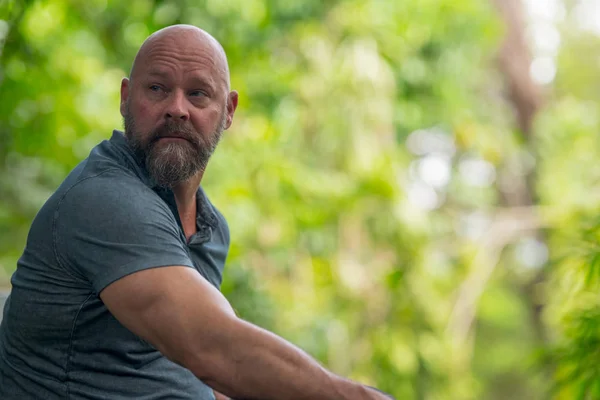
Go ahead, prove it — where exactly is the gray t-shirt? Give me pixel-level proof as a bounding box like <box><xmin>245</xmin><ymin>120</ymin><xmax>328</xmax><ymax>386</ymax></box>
<box><xmin>0</xmin><ymin>130</ymin><xmax>230</xmax><ymax>399</ymax></box>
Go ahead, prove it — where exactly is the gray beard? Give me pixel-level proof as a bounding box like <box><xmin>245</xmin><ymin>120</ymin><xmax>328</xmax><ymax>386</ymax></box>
<box><xmin>124</xmin><ymin>109</ymin><xmax>226</xmax><ymax>188</ymax></box>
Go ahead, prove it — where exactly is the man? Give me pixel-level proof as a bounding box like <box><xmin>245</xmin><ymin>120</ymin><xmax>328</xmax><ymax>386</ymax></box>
<box><xmin>0</xmin><ymin>25</ymin><xmax>392</xmax><ymax>399</ymax></box>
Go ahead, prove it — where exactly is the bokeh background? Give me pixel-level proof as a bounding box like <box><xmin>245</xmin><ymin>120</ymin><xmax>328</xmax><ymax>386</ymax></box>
<box><xmin>2</xmin><ymin>0</ymin><xmax>600</xmax><ymax>398</ymax></box>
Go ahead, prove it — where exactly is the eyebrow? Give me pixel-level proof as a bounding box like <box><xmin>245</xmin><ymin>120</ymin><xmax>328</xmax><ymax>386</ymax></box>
<box><xmin>188</xmin><ymin>75</ymin><xmax>215</xmax><ymax>90</ymax></box>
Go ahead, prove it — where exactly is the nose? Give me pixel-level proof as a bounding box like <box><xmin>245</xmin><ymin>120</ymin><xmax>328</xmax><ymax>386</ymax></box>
<box><xmin>165</xmin><ymin>90</ymin><xmax>189</xmax><ymax>121</ymax></box>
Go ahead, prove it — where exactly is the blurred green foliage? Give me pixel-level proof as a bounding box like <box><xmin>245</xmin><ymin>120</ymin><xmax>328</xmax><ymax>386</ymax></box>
<box><xmin>2</xmin><ymin>0</ymin><xmax>600</xmax><ymax>399</ymax></box>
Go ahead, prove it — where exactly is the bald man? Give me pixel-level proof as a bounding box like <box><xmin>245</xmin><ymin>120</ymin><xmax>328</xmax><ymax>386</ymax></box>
<box><xmin>0</xmin><ymin>25</ymin><xmax>392</xmax><ymax>400</ymax></box>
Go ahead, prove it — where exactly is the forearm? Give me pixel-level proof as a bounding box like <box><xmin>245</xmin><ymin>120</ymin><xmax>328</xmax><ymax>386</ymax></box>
<box><xmin>185</xmin><ymin>317</ymin><xmax>379</xmax><ymax>400</ymax></box>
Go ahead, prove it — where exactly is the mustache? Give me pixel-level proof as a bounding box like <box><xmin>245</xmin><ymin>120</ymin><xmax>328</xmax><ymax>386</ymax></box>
<box><xmin>148</xmin><ymin>121</ymin><xmax>199</xmax><ymax>146</ymax></box>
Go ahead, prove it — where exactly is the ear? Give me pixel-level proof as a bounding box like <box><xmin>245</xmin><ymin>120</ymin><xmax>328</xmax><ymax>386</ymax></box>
<box><xmin>224</xmin><ymin>90</ymin><xmax>239</xmax><ymax>130</ymax></box>
<box><xmin>120</xmin><ymin>78</ymin><xmax>130</xmax><ymax>118</ymax></box>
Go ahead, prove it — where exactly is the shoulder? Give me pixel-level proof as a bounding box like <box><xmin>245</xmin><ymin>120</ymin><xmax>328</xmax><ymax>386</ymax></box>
<box><xmin>56</xmin><ymin>168</ymin><xmax>175</xmax><ymax>230</ymax></box>
<box><xmin>52</xmin><ymin>168</ymin><xmax>191</xmax><ymax>292</ymax></box>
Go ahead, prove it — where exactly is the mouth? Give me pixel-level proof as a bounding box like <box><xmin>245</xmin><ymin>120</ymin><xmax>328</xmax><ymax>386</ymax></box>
<box><xmin>155</xmin><ymin>136</ymin><xmax>190</xmax><ymax>143</ymax></box>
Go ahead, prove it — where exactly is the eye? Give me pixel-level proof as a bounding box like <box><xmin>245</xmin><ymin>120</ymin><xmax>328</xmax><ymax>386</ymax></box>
<box><xmin>189</xmin><ymin>90</ymin><xmax>207</xmax><ymax>97</ymax></box>
<box><xmin>149</xmin><ymin>85</ymin><xmax>162</xmax><ymax>92</ymax></box>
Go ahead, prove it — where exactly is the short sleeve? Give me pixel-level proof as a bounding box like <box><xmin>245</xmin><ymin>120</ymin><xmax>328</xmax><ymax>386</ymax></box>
<box><xmin>54</xmin><ymin>169</ymin><xmax>194</xmax><ymax>294</ymax></box>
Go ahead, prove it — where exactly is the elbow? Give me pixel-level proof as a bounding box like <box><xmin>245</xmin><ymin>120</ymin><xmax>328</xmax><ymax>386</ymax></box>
<box><xmin>156</xmin><ymin>335</ymin><xmax>227</xmax><ymax>382</ymax></box>
<box><xmin>175</xmin><ymin>314</ymin><xmax>240</xmax><ymax>383</ymax></box>
<box><xmin>180</xmin><ymin>351</ymin><xmax>221</xmax><ymax>383</ymax></box>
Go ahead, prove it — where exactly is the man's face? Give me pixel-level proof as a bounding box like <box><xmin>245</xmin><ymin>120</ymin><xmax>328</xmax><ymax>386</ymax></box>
<box><xmin>120</xmin><ymin>32</ymin><xmax>234</xmax><ymax>188</ymax></box>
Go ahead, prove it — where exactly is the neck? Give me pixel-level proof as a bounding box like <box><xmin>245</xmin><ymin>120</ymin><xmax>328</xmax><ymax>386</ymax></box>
<box><xmin>171</xmin><ymin>170</ymin><xmax>204</xmax><ymax>240</ymax></box>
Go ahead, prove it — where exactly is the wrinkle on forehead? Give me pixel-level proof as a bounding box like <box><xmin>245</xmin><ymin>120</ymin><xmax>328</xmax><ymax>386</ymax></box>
<box><xmin>130</xmin><ymin>24</ymin><xmax>230</xmax><ymax>90</ymax></box>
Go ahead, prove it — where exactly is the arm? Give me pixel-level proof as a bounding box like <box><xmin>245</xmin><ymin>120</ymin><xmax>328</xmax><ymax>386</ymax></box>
<box><xmin>100</xmin><ymin>266</ymin><xmax>390</xmax><ymax>400</ymax></box>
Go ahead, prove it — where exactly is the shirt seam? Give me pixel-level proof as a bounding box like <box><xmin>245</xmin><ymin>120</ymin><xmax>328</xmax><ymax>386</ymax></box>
<box><xmin>64</xmin><ymin>292</ymin><xmax>95</xmax><ymax>399</ymax></box>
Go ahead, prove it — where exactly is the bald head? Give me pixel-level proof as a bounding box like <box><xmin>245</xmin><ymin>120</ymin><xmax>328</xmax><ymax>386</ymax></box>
<box><xmin>129</xmin><ymin>25</ymin><xmax>231</xmax><ymax>91</ymax></box>
<box><xmin>119</xmin><ymin>24</ymin><xmax>239</xmax><ymax>188</ymax></box>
